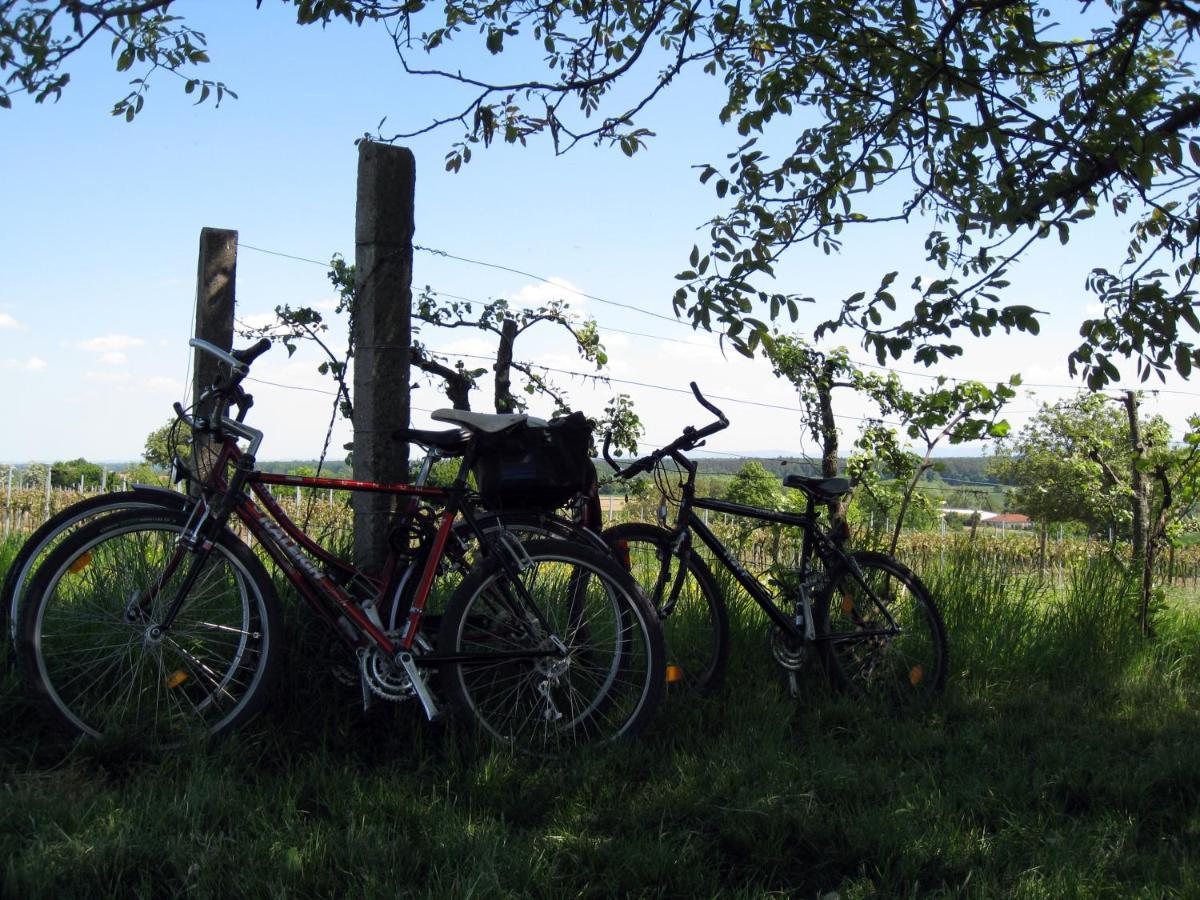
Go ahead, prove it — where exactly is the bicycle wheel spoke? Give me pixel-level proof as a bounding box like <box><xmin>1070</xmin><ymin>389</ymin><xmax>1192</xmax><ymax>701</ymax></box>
<box><xmin>816</xmin><ymin>551</ymin><xmax>947</xmax><ymax>703</ymax></box>
<box><xmin>601</xmin><ymin>523</ymin><xmax>729</xmax><ymax>695</ymax></box>
<box><xmin>440</xmin><ymin>539</ymin><xmax>662</xmax><ymax>754</ymax></box>
<box><xmin>21</xmin><ymin>512</ymin><xmax>279</xmax><ymax>744</ymax></box>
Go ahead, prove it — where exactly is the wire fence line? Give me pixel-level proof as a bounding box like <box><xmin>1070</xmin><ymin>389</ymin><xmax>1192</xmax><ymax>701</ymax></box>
<box><xmin>236</xmin><ymin>238</ymin><xmax>1200</xmax><ymax>402</ymax></box>
<box><xmin>0</xmin><ymin>479</ymin><xmax>355</xmax><ymax>543</ymax></box>
<box><xmin>231</xmin><ymin>236</ymin><xmax>1200</xmax><ymax>490</ymax></box>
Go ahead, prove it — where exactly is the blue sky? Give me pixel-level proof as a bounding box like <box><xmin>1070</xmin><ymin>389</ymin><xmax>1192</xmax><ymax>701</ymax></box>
<box><xmin>2</xmin><ymin>1</ymin><xmax>1197</xmax><ymax>464</ymax></box>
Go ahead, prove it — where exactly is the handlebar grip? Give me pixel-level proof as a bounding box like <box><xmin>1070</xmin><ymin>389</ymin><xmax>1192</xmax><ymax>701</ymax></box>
<box><xmin>189</xmin><ymin>338</ymin><xmax>246</xmax><ymax>374</ymax></box>
<box><xmin>602</xmin><ymin>431</ymin><xmax>619</xmax><ymax>473</ymax></box>
<box><xmin>189</xmin><ymin>337</ymin><xmax>271</xmax><ymax>376</ymax></box>
<box><xmin>689</xmin><ymin>382</ymin><xmax>729</xmax><ymax>425</ymax></box>
<box><xmin>232</xmin><ymin>338</ymin><xmax>272</xmax><ymax>366</ymax></box>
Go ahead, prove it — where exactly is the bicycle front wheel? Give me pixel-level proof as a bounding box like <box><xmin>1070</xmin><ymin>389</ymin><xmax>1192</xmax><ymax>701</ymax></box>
<box><xmin>814</xmin><ymin>550</ymin><xmax>947</xmax><ymax>702</ymax></box>
<box><xmin>437</xmin><ymin>539</ymin><xmax>664</xmax><ymax>754</ymax></box>
<box><xmin>3</xmin><ymin>487</ymin><xmax>190</xmax><ymax>658</ymax></box>
<box><xmin>602</xmin><ymin>522</ymin><xmax>729</xmax><ymax>694</ymax></box>
<box><xmin>18</xmin><ymin>509</ymin><xmax>282</xmax><ymax>745</ymax></box>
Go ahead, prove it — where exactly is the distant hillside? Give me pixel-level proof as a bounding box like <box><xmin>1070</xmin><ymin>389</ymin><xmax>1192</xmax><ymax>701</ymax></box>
<box><xmin>629</xmin><ymin>455</ymin><xmax>1004</xmax><ymax>483</ymax></box>
<box><xmin>248</xmin><ymin>455</ymin><xmax>1005</xmax><ymax>484</ymax></box>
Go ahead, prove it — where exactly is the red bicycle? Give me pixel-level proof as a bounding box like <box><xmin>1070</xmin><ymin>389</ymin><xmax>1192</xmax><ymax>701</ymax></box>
<box><xmin>17</xmin><ymin>339</ymin><xmax>664</xmax><ymax>753</ymax></box>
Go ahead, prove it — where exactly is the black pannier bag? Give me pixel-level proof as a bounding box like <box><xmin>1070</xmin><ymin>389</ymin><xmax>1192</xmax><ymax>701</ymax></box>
<box><xmin>473</xmin><ymin>411</ymin><xmax>596</xmax><ymax>511</ymax></box>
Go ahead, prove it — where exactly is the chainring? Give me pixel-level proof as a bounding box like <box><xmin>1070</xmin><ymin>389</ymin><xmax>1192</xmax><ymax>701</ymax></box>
<box><xmin>769</xmin><ymin>626</ymin><xmax>809</xmax><ymax>671</ymax></box>
<box><xmin>359</xmin><ymin>635</ymin><xmax>416</xmax><ymax>703</ymax></box>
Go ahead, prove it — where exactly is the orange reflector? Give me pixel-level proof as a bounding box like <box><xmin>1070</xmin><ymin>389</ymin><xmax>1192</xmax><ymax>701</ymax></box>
<box><xmin>165</xmin><ymin>670</ymin><xmax>189</xmax><ymax>689</ymax></box>
<box><xmin>841</xmin><ymin>593</ymin><xmax>854</xmax><ymax>615</ymax></box>
<box><xmin>909</xmin><ymin>665</ymin><xmax>924</xmax><ymax>686</ymax></box>
<box><xmin>665</xmin><ymin>664</ymin><xmax>683</xmax><ymax>684</ymax></box>
<box><xmin>68</xmin><ymin>552</ymin><xmax>93</xmax><ymax>574</ymax></box>
<box><xmin>614</xmin><ymin>540</ymin><xmax>631</xmax><ymax>570</ymax></box>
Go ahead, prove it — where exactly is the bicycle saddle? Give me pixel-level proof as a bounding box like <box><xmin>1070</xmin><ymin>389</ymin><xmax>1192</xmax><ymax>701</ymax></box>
<box><xmin>431</xmin><ymin>409</ymin><xmax>549</xmax><ymax>434</ymax></box>
<box><xmin>783</xmin><ymin>474</ymin><xmax>851</xmax><ymax>498</ymax></box>
<box><xmin>393</xmin><ymin>426</ymin><xmax>472</xmax><ymax>452</ymax></box>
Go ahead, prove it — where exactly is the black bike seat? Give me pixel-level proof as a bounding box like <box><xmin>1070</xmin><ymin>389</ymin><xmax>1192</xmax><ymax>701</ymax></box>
<box><xmin>783</xmin><ymin>475</ymin><xmax>851</xmax><ymax>499</ymax></box>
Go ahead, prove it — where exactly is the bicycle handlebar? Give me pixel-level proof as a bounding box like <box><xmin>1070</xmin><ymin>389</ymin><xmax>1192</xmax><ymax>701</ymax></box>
<box><xmin>603</xmin><ymin>382</ymin><xmax>729</xmax><ymax>478</ymax></box>
<box><xmin>180</xmin><ymin>338</ymin><xmax>271</xmax><ymax>430</ymax></box>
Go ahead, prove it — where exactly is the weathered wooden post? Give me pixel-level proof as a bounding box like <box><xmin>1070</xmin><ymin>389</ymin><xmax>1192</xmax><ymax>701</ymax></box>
<box><xmin>3</xmin><ymin>467</ymin><xmax>11</xmax><ymax>539</ymax></box>
<box><xmin>352</xmin><ymin>142</ymin><xmax>414</xmax><ymax>573</ymax></box>
<box><xmin>193</xmin><ymin>228</ymin><xmax>238</xmax><ymax>398</ymax></box>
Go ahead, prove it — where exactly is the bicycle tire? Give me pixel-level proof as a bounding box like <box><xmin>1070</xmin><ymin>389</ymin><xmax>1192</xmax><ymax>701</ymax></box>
<box><xmin>813</xmin><ymin>550</ymin><xmax>948</xmax><ymax>702</ymax></box>
<box><xmin>386</xmin><ymin>510</ymin><xmax>610</xmax><ymax>633</ymax></box>
<box><xmin>18</xmin><ymin>508</ymin><xmax>282</xmax><ymax>745</ymax></box>
<box><xmin>2</xmin><ymin>488</ymin><xmax>190</xmax><ymax>659</ymax></box>
<box><xmin>437</xmin><ymin>538</ymin><xmax>664</xmax><ymax>754</ymax></box>
<box><xmin>602</xmin><ymin>522</ymin><xmax>730</xmax><ymax>694</ymax></box>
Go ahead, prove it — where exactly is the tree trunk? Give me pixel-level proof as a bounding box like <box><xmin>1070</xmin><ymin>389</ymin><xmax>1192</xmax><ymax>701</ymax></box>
<box><xmin>1122</xmin><ymin>391</ymin><xmax>1153</xmax><ymax>635</ymax></box>
<box><xmin>494</xmin><ymin>318</ymin><xmax>517</xmax><ymax>413</ymax></box>
<box><xmin>412</xmin><ymin>350</ymin><xmax>472</xmax><ymax>410</ymax></box>
<box><xmin>815</xmin><ymin>361</ymin><xmax>849</xmax><ymax>538</ymax></box>
<box><xmin>889</xmin><ymin>460</ymin><xmax>930</xmax><ymax>557</ymax></box>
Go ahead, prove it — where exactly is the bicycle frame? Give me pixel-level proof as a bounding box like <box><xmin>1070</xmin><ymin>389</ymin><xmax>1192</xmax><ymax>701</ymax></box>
<box><xmin>683</xmin><ymin>497</ymin><xmax>834</xmax><ymax>638</ymax></box>
<box><xmin>660</xmin><ymin>454</ymin><xmax>900</xmax><ymax>645</ymax></box>
<box><xmin>155</xmin><ymin>418</ymin><xmax>565</xmax><ymax>720</ymax></box>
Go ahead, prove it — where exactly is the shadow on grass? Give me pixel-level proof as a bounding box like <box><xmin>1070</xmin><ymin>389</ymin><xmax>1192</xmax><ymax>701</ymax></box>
<box><xmin>3</xmin><ymin>552</ymin><xmax>1199</xmax><ymax>897</ymax></box>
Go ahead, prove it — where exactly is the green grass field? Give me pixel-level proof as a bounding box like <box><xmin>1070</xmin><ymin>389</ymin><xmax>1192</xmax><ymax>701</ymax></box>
<box><xmin>2</xmin><ymin>534</ymin><xmax>1199</xmax><ymax>898</ymax></box>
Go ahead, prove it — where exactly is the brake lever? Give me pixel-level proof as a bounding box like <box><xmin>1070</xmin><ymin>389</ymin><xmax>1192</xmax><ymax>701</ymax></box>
<box><xmin>235</xmin><ymin>392</ymin><xmax>254</xmax><ymax>423</ymax></box>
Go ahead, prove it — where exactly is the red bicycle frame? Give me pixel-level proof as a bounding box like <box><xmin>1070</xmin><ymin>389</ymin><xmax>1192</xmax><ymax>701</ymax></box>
<box><xmin>194</xmin><ymin>435</ymin><xmax>462</xmax><ymax>661</ymax></box>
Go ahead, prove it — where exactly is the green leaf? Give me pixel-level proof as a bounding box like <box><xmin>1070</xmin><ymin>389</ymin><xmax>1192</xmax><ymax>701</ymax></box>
<box><xmin>1176</xmin><ymin>344</ymin><xmax>1193</xmax><ymax>379</ymax></box>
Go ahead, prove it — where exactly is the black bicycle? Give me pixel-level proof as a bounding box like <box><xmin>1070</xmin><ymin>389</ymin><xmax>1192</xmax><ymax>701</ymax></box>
<box><xmin>603</xmin><ymin>384</ymin><xmax>948</xmax><ymax>703</ymax></box>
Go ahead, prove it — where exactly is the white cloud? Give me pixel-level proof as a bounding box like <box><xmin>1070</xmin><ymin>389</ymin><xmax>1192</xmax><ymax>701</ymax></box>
<box><xmin>84</xmin><ymin>371</ymin><xmax>131</xmax><ymax>384</ymax></box>
<box><xmin>0</xmin><ymin>313</ymin><xmax>23</xmax><ymax>330</ymax></box>
<box><xmin>98</xmin><ymin>351</ymin><xmax>127</xmax><ymax>365</ymax></box>
<box><xmin>435</xmin><ymin>336</ymin><xmax>495</xmax><ymax>357</ymax></box>
<box><xmin>238</xmin><ymin>312</ymin><xmax>282</xmax><ymax>331</ymax></box>
<box><xmin>146</xmin><ymin>376</ymin><xmax>183</xmax><ymax>392</ymax></box>
<box><xmin>2</xmin><ymin>357</ymin><xmax>46</xmax><ymax>372</ymax></box>
<box><xmin>77</xmin><ymin>334</ymin><xmax>144</xmax><ymax>353</ymax></box>
<box><xmin>508</xmin><ymin>277</ymin><xmax>586</xmax><ymax>309</ymax></box>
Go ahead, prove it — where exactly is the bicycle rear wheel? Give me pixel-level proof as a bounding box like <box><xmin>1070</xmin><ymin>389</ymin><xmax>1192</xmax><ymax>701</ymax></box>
<box><xmin>602</xmin><ymin>522</ymin><xmax>729</xmax><ymax>694</ymax></box>
<box><xmin>437</xmin><ymin>539</ymin><xmax>664</xmax><ymax>754</ymax></box>
<box><xmin>18</xmin><ymin>509</ymin><xmax>282</xmax><ymax>745</ymax></box>
<box><xmin>387</xmin><ymin>510</ymin><xmax>609</xmax><ymax>635</ymax></box>
<box><xmin>814</xmin><ymin>550</ymin><xmax>947</xmax><ymax>702</ymax></box>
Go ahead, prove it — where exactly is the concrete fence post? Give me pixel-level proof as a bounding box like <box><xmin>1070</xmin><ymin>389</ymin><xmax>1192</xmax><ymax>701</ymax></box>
<box><xmin>352</xmin><ymin>142</ymin><xmax>414</xmax><ymax>573</ymax></box>
<box><xmin>193</xmin><ymin>228</ymin><xmax>238</xmax><ymax>399</ymax></box>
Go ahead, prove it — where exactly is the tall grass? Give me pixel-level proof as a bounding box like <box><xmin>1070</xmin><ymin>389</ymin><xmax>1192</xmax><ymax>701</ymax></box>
<box><xmin>922</xmin><ymin>544</ymin><xmax>1148</xmax><ymax>686</ymax></box>
<box><xmin>2</xmin><ymin>534</ymin><xmax>1200</xmax><ymax>896</ymax></box>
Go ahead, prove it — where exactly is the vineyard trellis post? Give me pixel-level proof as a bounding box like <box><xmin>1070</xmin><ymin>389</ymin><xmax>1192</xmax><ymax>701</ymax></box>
<box><xmin>193</xmin><ymin>227</ymin><xmax>238</xmax><ymax>501</ymax></box>
<box><xmin>193</xmin><ymin>228</ymin><xmax>238</xmax><ymax>398</ymax></box>
<box><xmin>4</xmin><ymin>466</ymin><xmax>11</xmax><ymax>538</ymax></box>
<box><xmin>352</xmin><ymin>142</ymin><xmax>414</xmax><ymax>574</ymax></box>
